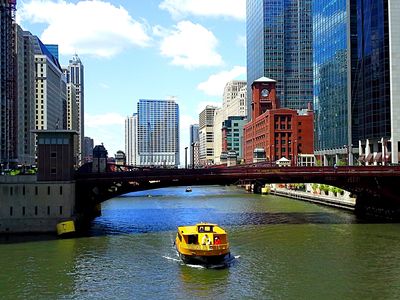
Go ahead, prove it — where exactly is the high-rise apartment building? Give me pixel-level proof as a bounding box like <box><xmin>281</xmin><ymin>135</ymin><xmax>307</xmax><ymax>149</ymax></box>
<box><xmin>137</xmin><ymin>99</ymin><xmax>179</xmax><ymax>167</ymax></box>
<box><xmin>189</xmin><ymin>124</ymin><xmax>199</xmax><ymax>167</ymax></box>
<box><xmin>125</xmin><ymin>113</ymin><xmax>138</xmax><ymax>166</ymax></box>
<box><xmin>26</xmin><ymin>34</ymin><xmax>66</xmax><ymax>132</ymax></box>
<box><xmin>199</xmin><ymin>106</ymin><xmax>217</xmax><ymax>165</ymax></box>
<box><xmin>64</xmin><ymin>54</ymin><xmax>84</xmax><ymax>164</ymax></box>
<box><xmin>314</xmin><ymin>0</ymin><xmax>400</xmax><ymax>165</ymax></box>
<box><xmin>0</xmin><ymin>0</ymin><xmax>17</xmax><ymax>167</ymax></box>
<box><xmin>15</xmin><ymin>25</ymin><xmax>36</xmax><ymax>165</ymax></box>
<box><xmin>246</xmin><ymin>0</ymin><xmax>313</xmax><ymax>120</ymax></box>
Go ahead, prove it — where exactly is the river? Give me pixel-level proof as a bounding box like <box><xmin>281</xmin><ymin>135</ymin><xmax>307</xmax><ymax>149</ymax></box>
<box><xmin>1</xmin><ymin>185</ymin><xmax>400</xmax><ymax>299</ymax></box>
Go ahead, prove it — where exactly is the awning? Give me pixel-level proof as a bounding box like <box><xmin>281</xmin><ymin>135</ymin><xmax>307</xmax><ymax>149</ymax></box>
<box><xmin>365</xmin><ymin>153</ymin><xmax>373</xmax><ymax>163</ymax></box>
<box><xmin>374</xmin><ymin>152</ymin><xmax>382</xmax><ymax>162</ymax></box>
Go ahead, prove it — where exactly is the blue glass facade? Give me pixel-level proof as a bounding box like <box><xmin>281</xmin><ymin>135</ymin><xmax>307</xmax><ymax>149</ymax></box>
<box><xmin>313</xmin><ymin>0</ymin><xmax>350</xmax><ymax>151</ymax></box>
<box><xmin>351</xmin><ymin>0</ymin><xmax>391</xmax><ymax>144</ymax></box>
<box><xmin>137</xmin><ymin>99</ymin><xmax>179</xmax><ymax>166</ymax></box>
<box><xmin>247</xmin><ymin>0</ymin><xmax>313</xmax><ymax>119</ymax></box>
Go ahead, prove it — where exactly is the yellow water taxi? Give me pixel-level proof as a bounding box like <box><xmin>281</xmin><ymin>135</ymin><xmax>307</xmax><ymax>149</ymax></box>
<box><xmin>175</xmin><ymin>223</ymin><xmax>230</xmax><ymax>264</ymax></box>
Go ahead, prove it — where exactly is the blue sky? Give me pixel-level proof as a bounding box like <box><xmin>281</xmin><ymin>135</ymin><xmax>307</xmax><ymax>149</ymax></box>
<box><xmin>17</xmin><ymin>0</ymin><xmax>246</xmax><ymax>164</ymax></box>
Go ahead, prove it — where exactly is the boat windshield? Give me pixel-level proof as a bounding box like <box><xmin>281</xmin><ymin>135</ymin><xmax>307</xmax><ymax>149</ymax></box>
<box><xmin>198</xmin><ymin>225</ymin><xmax>213</xmax><ymax>233</ymax></box>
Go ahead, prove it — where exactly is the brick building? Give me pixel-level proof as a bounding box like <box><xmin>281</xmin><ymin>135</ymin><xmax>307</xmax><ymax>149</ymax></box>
<box><xmin>243</xmin><ymin>77</ymin><xmax>314</xmax><ymax>165</ymax></box>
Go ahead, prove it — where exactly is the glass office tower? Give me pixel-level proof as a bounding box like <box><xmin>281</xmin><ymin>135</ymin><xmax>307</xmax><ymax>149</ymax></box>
<box><xmin>246</xmin><ymin>0</ymin><xmax>313</xmax><ymax>119</ymax></box>
<box><xmin>313</xmin><ymin>0</ymin><xmax>353</xmax><ymax>154</ymax></box>
<box><xmin>137</xmin><ymin>99</ymin><xmax>180</xmax><ymax>167</ymax></box>
<box><xmin>352</xmin><ymin>0</ymin><xmax>391</xmax><ymax>146</ymax></box>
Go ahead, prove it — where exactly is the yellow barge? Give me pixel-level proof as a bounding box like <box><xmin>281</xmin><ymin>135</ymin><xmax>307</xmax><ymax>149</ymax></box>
<box><xmin>175</xmin><ymin>223</ymin><xmax>230</xmax><ymax>264</ymax></box>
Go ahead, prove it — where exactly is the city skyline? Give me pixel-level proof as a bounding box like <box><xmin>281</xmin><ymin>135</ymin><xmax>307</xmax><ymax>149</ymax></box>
<box><xmin>17</xmin><ymin>0</ymin><xmax>247</xmax><ymax>163</ymax></box>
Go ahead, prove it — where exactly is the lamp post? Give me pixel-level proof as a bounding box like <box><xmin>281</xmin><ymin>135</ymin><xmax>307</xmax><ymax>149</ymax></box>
<box><xmin>191</xmin><ymin>143</ymin><xmax>195</xmax><ymax>169</ymax></box>
<box><xmin>185</xmin><ymin>147</ymin><xmax>188</xmax><ymax>169</ymax></box>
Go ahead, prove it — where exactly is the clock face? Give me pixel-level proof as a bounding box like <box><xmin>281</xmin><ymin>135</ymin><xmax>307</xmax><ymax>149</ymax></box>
<box><xmin>261</xmin><ymin>88</ymin><xmax>269</xmax><ymax>97</ymax></box>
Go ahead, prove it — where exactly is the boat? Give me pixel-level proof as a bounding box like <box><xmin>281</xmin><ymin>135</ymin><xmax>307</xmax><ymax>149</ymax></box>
<box><xmin>185</xmin><ymin>187</ymin><xmax>192</xmax><ymax>192</ymax></box>
<box><xmin>56</xmin><ymin>220</ymin><xmax>76</xmax><ymax>237</ymax></box>
<box><xmin>175</xmin><ymin>223</ymin><xmax>230</xmax><ymax>265</ymax></box>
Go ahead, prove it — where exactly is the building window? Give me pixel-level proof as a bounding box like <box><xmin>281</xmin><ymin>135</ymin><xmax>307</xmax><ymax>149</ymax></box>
<box><xmin>10</xmin><ymin>207</ymin><xmax>13</xmax><ymax>216</ymax></box>
<box><xmin>51</xmin><ymin>152</ymin><xmax>57</xmax><ymax>158</ymax></box>
<box><xmin>35</xmin><ymin>206</ymin><xmax>38</xmax><ymax>216</ymax></box>
<box><xmin>10</xmin><ymin>187</ymin><xmax>13</xmax><ymax>196</ymax></box>
<box><xmin>22</xmin><ymin>207</ymin><xmax>26</xmax><ymax>216</ymax></box>
<box><xmin>23</xmin><ymin>186</ymin><xmax>26</xmax><ymax>196</ymax></box>
<box><xmin>51</xmin><ymin>168</ymin><xmax>57</xmax><ymax>174</ymax></box>
<box><xmin>48</xmin><ymin>186</ymin><xmax>51</xmax><ymax>195</ymax></box>
<box><xmin>60</xmin><ymin>186</ymin><xmax>63</xmax><ymax>195</ymax></box>
<box><xmin>59</xmin><ymin>206</ymin><xmax>63</xmax><ymax>215</ymax></box>
<box><xmin>47</xmin><ymin>206</ymin><xmax>50</xmax><ymax>215</ymax></box>
<box><xmin>35</xmin><ymin>186</ymin><xmax>38</xmax><ymax>195</ymax></box>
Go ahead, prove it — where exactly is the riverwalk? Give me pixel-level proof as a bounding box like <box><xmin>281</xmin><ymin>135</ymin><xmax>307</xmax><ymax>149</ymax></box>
<box><xmin>269</xmin><ymin>185</ymin><xmax>356</xmax><ymax>211</ymax></box>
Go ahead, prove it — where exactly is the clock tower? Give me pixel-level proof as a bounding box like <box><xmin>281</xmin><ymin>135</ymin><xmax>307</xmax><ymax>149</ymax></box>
<box><xmin>251</xmin><ymin>77</ymin><xmax>278</xmax><ymax>120</ymax></box>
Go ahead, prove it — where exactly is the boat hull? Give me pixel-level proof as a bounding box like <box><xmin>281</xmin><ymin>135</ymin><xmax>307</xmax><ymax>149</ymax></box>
<box><xmin>179</xmin><ymin>252</ymin><xmax>230</xmax><ymax>265</ymax></box>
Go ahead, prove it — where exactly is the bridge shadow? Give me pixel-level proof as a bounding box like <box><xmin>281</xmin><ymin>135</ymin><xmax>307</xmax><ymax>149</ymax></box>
<box><xmin>87</xmin><ymin>208</ymin><xmax>379</xmax><ymax>237</ymax></box>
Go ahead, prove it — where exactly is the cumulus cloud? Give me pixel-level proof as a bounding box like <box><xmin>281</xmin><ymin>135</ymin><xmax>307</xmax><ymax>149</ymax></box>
<box><xmin>197</xmin><ymin>66</ymin><xmax>246</xmax><ymax>97</ymax></box>
<box><xmin>19</xmin><ymin>0</ymin><xmax>151</xmax><ymax>57</ymax></box>
<box><xmin>159</xmin><ymin>0</ymin><xmax>245</xmax><ymax>20</ymax></box>
<box><xmin>156</xmin><ymin>21</ymin><xmax>223</xmax><ymax>69</ymax></box>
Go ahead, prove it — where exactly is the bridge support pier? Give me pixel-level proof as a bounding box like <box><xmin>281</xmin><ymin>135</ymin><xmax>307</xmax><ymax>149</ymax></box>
<box><xmin>355</xmin><ymin>192</ymin><xmax>400</xmax><ymax>220</ymax></box>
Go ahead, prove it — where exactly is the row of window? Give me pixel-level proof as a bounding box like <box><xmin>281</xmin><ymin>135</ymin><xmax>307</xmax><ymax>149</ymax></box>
<box><xmin>7</xmin><ymin>186</ymin><xmax>63</xmax><ymax>196</ymax></box>
<box><xmin>9</xmin><ymin>205</ymin><xmax>64</xmax><ymax>217</ymax></box>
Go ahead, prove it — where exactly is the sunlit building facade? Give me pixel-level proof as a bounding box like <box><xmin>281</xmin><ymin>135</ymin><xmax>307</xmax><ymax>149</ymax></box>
<box><xmin>137</xmin><ymin>99</ymin><xmax>179</xmax><ymax>167</ymax></box>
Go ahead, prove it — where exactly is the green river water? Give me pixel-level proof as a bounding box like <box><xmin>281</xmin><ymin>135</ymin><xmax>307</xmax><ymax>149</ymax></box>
<box><xmin>1</xmin><ymin>185</ymin><xmax>400</xmax><ymax>299</ymax></box>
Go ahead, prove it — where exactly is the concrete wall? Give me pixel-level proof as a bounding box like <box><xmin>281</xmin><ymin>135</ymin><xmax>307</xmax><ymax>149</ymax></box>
<box><xmin>0</xmin><ymin>175</ymin><xmax>76</xmax><ymax>233</ymax></box>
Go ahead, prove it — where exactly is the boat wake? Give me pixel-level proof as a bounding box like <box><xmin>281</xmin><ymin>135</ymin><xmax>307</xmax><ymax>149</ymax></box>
<box><xmin>162</xmin><ymin>255</ymin><xmax>181</xmax><ymax>263</ymax></box>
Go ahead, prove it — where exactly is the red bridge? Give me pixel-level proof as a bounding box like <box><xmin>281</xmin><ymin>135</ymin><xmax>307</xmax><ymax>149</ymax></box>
<box><xmin>75</xmin><ymin>164</ymin><xmax>400</xmax><ymax>220</ymax></box>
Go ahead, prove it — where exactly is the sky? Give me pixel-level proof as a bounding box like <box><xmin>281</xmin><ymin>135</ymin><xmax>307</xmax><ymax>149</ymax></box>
<box><xmin>17</xmin><ymin>0</ymin><xmax>247</xmax><ymax>165</ymax></box>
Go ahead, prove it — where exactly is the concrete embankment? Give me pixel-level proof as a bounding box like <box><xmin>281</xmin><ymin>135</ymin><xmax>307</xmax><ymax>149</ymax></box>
<box><xmin>269</xmin><ymin>187</ymin><xmax>356</xmax><ymax>211</ymax></box>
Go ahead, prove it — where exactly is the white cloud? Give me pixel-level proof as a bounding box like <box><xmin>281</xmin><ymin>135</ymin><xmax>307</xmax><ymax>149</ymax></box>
<box><xmin>236</xmin><ymin>35</ymin><xmax>246</xmax><ymax>48</ymax></box>
<box><xmin>85</xmin><ymin>112</ymin><xmax>125</xmax><ymax>128</ymax></box>
<box><xmin>157</xmin><ymin>21</ymin><xmax>223</xmax><ymax>69</ymax></box>
<box><xmin>197</xmin><ymin>66</ymin><xmax>246</xmax><ymax>97</ymax></box>
<box><xmin>85</xmin><ymin>113</ymin><xmax>126</xmax><ymax>157</ymax></box>
<box><xmin>19</xmin><ymin>0</ymin><xmax>151</xmax><ymax>57</ymax></box>
<box><xmin>159</xmin><ymin>0</ymin><xmax>245</xmax><ymax>20</ymax></box>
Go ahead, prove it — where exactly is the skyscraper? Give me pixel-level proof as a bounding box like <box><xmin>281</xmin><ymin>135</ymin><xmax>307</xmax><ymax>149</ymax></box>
<box><xmin>15</xmin><ymin>25</ymin><xmax>36</xmax><ymax>165</ymax></box>
<box><xmin>125</xmin><ymin>113</ymin><xmax>138</xmax><ymax>166</ymax></box>
<box><xmin>137</xmin><ymin>99</ymin><xmax>179</xmax><ymax>167</ymax></box>
<box><xmin>83</xmin><ymin>136</ymin><xmax>94</xmax><ymax>163</ymax></box>
<box><xmin>313</xmin><ymin>0</ymin><xmax>352</xmax><ymax>163</ymax></box>
<box><xmin>65</xmin><ymin>54</ymin><xmax>84</xmax><ymax>164</ymax></box>
<box><xmin>246</xmin><ymin>0</ymin><xmax>313</xmax><ymax>119</ymax></box>
<box><xmin>26</xmin><ymin>34</ymin><xmax>66</xmax><ymax>132</ymax></box>
<box><xmin>189</xmin><ymin>124</ymin><xmax>199</xmax><ymax>167</ymax></box>
<box><xmin>0</xmin><ymin>0</ymin><xmax>17</xmax><ymax>167</ymax></box>
<box><xmin>314</xmin><ymin>0</ymin><xmax>400</xmax><ymax>165</ymax></box>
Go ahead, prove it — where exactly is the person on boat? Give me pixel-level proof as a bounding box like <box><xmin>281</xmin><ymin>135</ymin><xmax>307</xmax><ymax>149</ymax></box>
<box><xmin>214</xmin><ymin>236</ymin><xmax>221</xmax><ymax>245</ymax></box>
<box><xmin>199</xmin><ymin>226</ymin><xmax>204</xmax><ymax>232</ymax></box>
<box><xmin>201</xmin><ymin>234</ymin><xmax>211</xmax><ymax>245</ymax></box>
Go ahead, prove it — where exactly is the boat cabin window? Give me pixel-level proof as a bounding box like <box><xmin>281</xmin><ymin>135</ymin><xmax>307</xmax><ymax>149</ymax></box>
<box><xmin>178</xmin><ymin>233</ymin><xmax>182</xmax><ymax>242</ymax></box>
<box><xmin>198</xmin><ymin>225</ymin><xmax>213</xmax><ymax>233</ymax></box>
<box><xmin>187</xmin><ymin>235</ymin><xmax>198</xmax><ymax>244</ymax></box>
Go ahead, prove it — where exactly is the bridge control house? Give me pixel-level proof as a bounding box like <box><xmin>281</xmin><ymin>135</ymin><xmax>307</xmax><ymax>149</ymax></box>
<box><xmin>0</xmin><ymin>131</ymin><xmax>78</xmax><ymax>233</ymax></box>
<box><xmin>243</xmin><ymin>77</ymin><xmax>314</xmax><ymax>165</ymax></box>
